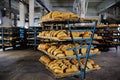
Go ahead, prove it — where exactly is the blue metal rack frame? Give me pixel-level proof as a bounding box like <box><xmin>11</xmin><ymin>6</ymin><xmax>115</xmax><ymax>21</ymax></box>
<box><xmin>39</xmin><ymin>19</ymin><xmax>98</xmax><ymax>79</ymax></box>
<box><xmin>66</xmin><ymin>20</ymin><xmax>97</xmax><ymax>79</ymax></box>
<box><xmin>27</xmin><ymin>27</ymin><xmax>42</xmax><ymax>50</ymax></box>
<box><xmin>0</xmin><ymin>27</ymin><xmax>22</xmax><ymax>51</ymax></box>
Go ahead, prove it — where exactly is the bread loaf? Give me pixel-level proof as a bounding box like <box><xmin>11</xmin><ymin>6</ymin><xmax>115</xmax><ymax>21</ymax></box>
<box><xmin>64</xmin><ymin>50</ymin><xmax>74</xmax><ymax>56</ymax></box>
<box><xmin>53</xmin><ymin>31</ymin><xmax>61</xmax><ymax>37</ymax></box>
<box><xmin>93</xmin><ymin>64</ymin><xmax>100</xmax><ymax>68</ymax></box>
<box><xmin>87</xmin><ymin>62</ymin><xmax>93</xmax><ymax>69</ymax></box>
<box><xmin>56</xmin><ymin>53</ymin><xmax>65</xmax><ymax>57</ymax></box>
<box><xmin>88</xmin><ymin>59</ymin><xmax>94</xmax><ymax>64</ymax></box>
<box><xmin>81</xmin><ymin>48</ymin><xmax>87</xmax><ymax>55</ymax></box>
<box><xmin>47</xmin><ymin>46</ymin><xmax>57</xmax><ymax>53</ymax></box>
<box><xmin>50</xmin><ymin>47</ymin><xmax>57</xmax><ymax>54</ymax></box>
<box><xmin>70</xmin><ymin>13</ymin><xmax>78</xmax><ymax>18</ymax></box>
<box><xmin>43</xmin><ymin>44</ymin><xmax>50</xmax><ymax>51</ymax></box>
<box><xmin>52</xmin><ymin>11</ymin><xmax>62</xmax><ymax>18</ymax></box>
<box><xmin>67</xmin><ymin>44</ymin><xmax>74</xmax><ymax>48</ymax></box>
<box><xmin>59</xmin><ymin>45</ymin><xmax>68</xmax><ymax>51</ymax></box>
<box><xmin>39</xmin><ymin>55</ymin><xmax>51</xmax><ymax>65</ymax></box>
<box><xmin>61</xmin><ymin>12</ymin><xmax>70</xmax><ymax>20</ymax></box>
<box><xmin>90</xmin><ymin>49</ymin><xmax>94</xmax><ymax>54</ymax></box>
<box><xmin>71</xmin><ymin>32</ymin><xmax>80</xmax><ymax>37</ymax></box>
<box><xmin>57</xmin><ymin>32</ymin><xmax>68</xmax><ymax>38</ymax></box>
<box><xmin>71</xmin><ymin>65</ymin><xmax>79</xmax><ymax>72</ymax></box>
<box><xmin>93</xmin><ymin>48</ymin><xmax>99</xmax><ymax>53</ymax></box>
<box><xmin>53</xmin><ymin>49</ymin><xmax>63</xmax><ymax>56</ymax></box>
<box><xmin>52</xmin><ymin>65</ymin><xmax>61</xmax><ymax>70</ymax></box>
<box><xmin>54</xmin><ymin>69</ymin><xmax>64</xmax><ymax>74</ymax></box>
<box><xmin>65</xmin><ymin>68</ymin><xmax>74</xmax><ymax>73</ymax></box>
<box><xmin>71</xmin><ymin>58</ymin><xmax>78</xmax><ymax>65</ymax></box>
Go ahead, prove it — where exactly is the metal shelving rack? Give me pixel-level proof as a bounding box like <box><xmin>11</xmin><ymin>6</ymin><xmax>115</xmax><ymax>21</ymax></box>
<box><xmin>38</xmin><ymin>19</ymin><xmax>98</xmax><ymax>79</ymax></box>
<box><xmin>0</xmin><ymin>27</ymin><xmax>25</xmax><ymax>51</ymax></box>
<box><xmin>26</xmin><ymin>26</ymin><xmax>42</xmax><ymax>49</ymax></box>
<box><xmin>108</xmin><ymin>26</ymin><xmax>120</xmax><ymax>50</ymax></box>
<box><xmin>94</xmin><ymin>26</ymin><xmax>110</xmax><ymax>51</ymax></box>
<box><xmin>19</xmin><ymin>26</ymin><xmax>27</xmax><ymax>49</ymax></box>
<box><xmin>94</xmin><ymin>25</ymin><xmax>120</xmax><ymax>51</ymax></box>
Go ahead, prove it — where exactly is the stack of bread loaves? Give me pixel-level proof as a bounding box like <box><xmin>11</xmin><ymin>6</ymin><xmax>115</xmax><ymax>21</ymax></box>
<box><xmin>38</xmin><ymin>43</ymin><xmax>100</xmax><ymax>58</ymax></box>
<box><xmin>97</xmin><ymin>24</ymin><xmax>108</xmax><ymax>28</ymax></box>
<box><xmin>39</xmin><ymin>55</ymin><xmax>100</xmax><ymax>74</ymax></box>
<box><xmin>39</xmin><ymin>11</ymin><xmax>99</xmax><ymax>23</ymax></box>
<box><xmin>38</xmin><ymin>30</ymin><xmax>102</xmax><ymax>40</ymax></box>
<box><xmin>39</xmin><ymin>11</ymin><xmax>78</xmax><ymax>23</ymax></box>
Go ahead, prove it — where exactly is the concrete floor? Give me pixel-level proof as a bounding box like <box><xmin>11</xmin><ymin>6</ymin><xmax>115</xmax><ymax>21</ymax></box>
<box><xmin>0</xmin><ymin>47</ymin><xmax>120</xmax><ymax>80</ymax></box>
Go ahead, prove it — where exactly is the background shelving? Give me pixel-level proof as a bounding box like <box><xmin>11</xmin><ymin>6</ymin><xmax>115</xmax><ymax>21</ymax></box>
<box><xmin>94</xmin><ymin>24</ymin><xmax>120</xmax><ymax>51</ymax></box>
<box><xmin>26</xmin><ymin>26</ymin><xmax>42</xmax><ymax>49</ymax></box>
<box><xmin>0</xmin><ymin>27</ymin><xmax>26</xmax><ymax>51</ymax></box>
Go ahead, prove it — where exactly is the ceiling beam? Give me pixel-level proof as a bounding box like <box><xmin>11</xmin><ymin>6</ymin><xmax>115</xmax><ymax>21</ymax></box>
<box><xmin>35</xmin><ymin>0</ymin><xmax>50</xmax><ymax>12</ymax></box>
<box><xmin>87</xmin><ymin>0</ymin><xmax>104</xmax><ymax>2</ymax></box>
<box><xmin>97</xmin><ymin>0</ymin><xmax>120</xmax><ymax>13</ymax></box>
<box><xmin>52</xmin><ymin>6</ymin><xmax>72</xmax><ymax>8</ymax></box>
<box><xmin>42</xmin><ymin>0</ymin><xmax>52</xmax><ymax>11</ymax></box>
<box><xmin>17</xmin><ymin>0</ymin><xmax>29</xmax><ymax>6</ymax></box>
<box><xmin>50</xmin><ymin>0</ymin><xmax>73</xmax><ymax>3</ymax></box>
<box><xmin>0</xmin><ymin>6</ymin><xmax>19</xmax><ymax>14</ymax></box>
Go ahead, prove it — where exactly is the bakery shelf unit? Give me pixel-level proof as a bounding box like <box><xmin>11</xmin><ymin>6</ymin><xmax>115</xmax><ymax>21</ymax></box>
<box><xmin>37</xmin><ymin>18</ymin><xmax>100</xmax><ymax>79</ymax></box>
<box><xmin>0</xmin><ymin>27</ymin><xmax>25</xmax><ymax>51</ymax></box>
<box><xmin>108</xmin><ymin>25</ymin><xmax>120</xmax><ymax>50</ymax></box>
<box><xmin>20</xmin><ymin>27</ymin><xmax>27</xmax><ymax>49</ymax></box>
<box><xmin>94</xmin><ymin>25</ymin><xmax>110</xmax><ymax>51</ymax></box>
<box><xmin>26</xmin><ymin>26</ymin><xmax>42</xmax><ymax>49</ymax></box>
<box><xmin>94</xmin><ymin>24</ymin><xmax>120</xmax><ymax>51</ymax></box>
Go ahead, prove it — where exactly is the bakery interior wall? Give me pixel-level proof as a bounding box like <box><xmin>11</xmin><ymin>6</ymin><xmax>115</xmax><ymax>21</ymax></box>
<box><xmin>0</xmin><ymin>10</ymin><xmax>14</xmax><ymax>27</ymax></box>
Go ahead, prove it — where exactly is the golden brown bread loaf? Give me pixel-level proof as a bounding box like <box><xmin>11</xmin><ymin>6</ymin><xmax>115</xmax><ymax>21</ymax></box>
<box><xmin>67</xmin><ymin>44</ymin><xmax>74</xmax><ymax>48</ymax></box>
<box><xmin>70</xmin><ymin>32</ymin><xmax>80</xmax><ymax>37</ymax></box>
<box><xmin>51</xmin><ymin>65</ymin><xmax>61</xmax><ymax>70</ymax></box>
<box><xmin>51</xmin><ymin>30</ymin><xmax>56</xmax><ymax>37</ymax></box>
<box><xmin>83</xmin><ymin>33</ymin><xmax>91</xmax><ymax>38</ymax></box>
<box><xmin>88</xmin><ymin>59</ymin><xmax>95</xmax><ymax>64</ymax></box>
<box><xmin>59</xmin><ymin>45</ymin><xmax>68</xmax><ymax>51</ymax></box>
<box><xmin>81</xmin><ymin>48</ymin><xmax>87</xmax><ymax>55</ymax></box>
<box><xmin>56</xmin><ymin>53</ymin><xmax>65</xmax><ymax>57</ymax></box>
<box><xmin>61</xmin><ymin>12</ymin><xmax>70</xmax><ymax>20</ymax></box>
<box><xmin>39</xmin><ymin>55</ymin><xmax>51</xmax><ymax>65</ymax></box>
<box><xmin>93</xmin><ymin>64</ymin><xmax>100</xmax><ymax>68</ymax></box>
<box><xmin>83</xmin><ymin>32</ymin><xmax>92</xmax><ymax>38</ymax></box>
<box><xmin>71</xmin><ymin>58</ymin><xmax>78</xmax><ymax>65</ymax></box>
<box><xmin>54</xmin><ymin>69</ymin><xmax>64</xmax><ymax>74</ymax></box>
<box><xmin>64</xmin><ymin>50</ymin><xmax>74</xmax><ymax>56</ymax></box>
<box><xmin>87</xmin><ymin>62</ymin><xmax>93</xmax><ymax>69</ymax></box>
<box><xmin>50</xmin><ymin>47</ymin><xmax>57</xmax><ymax>54</ymax></box>
<box><xmin>47</xmin><ymin>46</ymin><xmax>57</xmax><ymax>53</ymax></box>
<box><xmin>71</xmin><ymin>65</ymin><xmax>79</xmax><ymax>71</ymax></box>
<box><xmin>65</xmin><ymin>68</ymin><xmax>74</xmax><ymax>73</ymax></box>
<box><xmin>53</xmin><ymin>31</ymin><xmax>61</xmax><ymax>37</ymax></box>
<box><xmin>53</xmin><ymin>49</ymin><xmax>63</xmax><ymax>56</ymax></box>
<box><xmin>52</xmin><ymin>11</ymin><xmax>62</xmax><ymax>18</ymax></box>
<box><xmin>90</xmin><ymin>49</ymin><xmax>94</xmax><ymax>54</ymax></box>
<box><xmin>57</xmin><ymin>31</ymin><xmax>68</xmax><ymax>38</ymax></box>
<box><xmin>61</xmin><ymin>64</ymin><xmax>67</xmax><ymax>70</ymax></box>
<box><xmin>93</xmin><ymin>48</ymin><xmax>99</xmax><ymax>53</ymax></box>
<box><xmin>38</xmin><ymin>44</ymin><xmax>50</xmax><ymax>51</ymax></box>
<box><xmin>70</xmin><ymin>13</ymin><xmax>78</xmax><ymax>18</ymax></box>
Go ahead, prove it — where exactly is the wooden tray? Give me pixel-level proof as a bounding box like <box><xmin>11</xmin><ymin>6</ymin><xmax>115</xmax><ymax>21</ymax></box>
<box><xmin>39</xmin><ymin>59</ymin><xmax>101</xmax><ymax>78</ymax></box>
<box><xmin>38</xmin><ymin>48</ymin><xmax>100</xmax><ymax>59</ymax></box>
<box><xmin>37</xmin><ymin>36</ymin><xmax>93</xmax><ymax>41</ymax></box>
